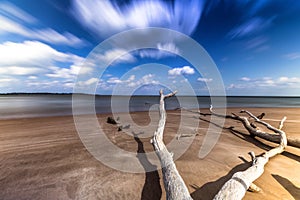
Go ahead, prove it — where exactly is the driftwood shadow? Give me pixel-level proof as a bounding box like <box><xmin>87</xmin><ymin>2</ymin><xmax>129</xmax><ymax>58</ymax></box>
<box><xmin>272</xmin><ymin>174</ymin><xmax>300</xmax><ymax>199</ymax></box>
<box><xmin>133</xmin><ymin>134</ymin><xmax>162</xmax><ymax>200</ymax></box>
<box><xmin>190</xmin><ymin>162</ymin><xmax>252</xmax><ymax>200</ymax></box>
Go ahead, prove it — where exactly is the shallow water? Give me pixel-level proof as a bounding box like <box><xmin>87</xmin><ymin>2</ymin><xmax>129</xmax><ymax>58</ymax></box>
<box><xmin>0</xmin><ymin>94</ymin><xmax>299</xmax><ymax>119</ymax></box>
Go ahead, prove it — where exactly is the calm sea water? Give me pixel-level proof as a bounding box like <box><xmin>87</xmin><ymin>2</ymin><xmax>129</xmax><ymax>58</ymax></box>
<box><xmin>0</xmin><ymin>94</ymin><xmax>300</xmax><ymax>119</ymax></box>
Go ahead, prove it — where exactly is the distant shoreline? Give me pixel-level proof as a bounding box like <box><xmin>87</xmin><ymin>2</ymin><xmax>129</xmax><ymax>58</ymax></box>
<box><xmin>0</xmin><ymin>93</ymin><xmax>300</xmax><ymax>98</ymax></box>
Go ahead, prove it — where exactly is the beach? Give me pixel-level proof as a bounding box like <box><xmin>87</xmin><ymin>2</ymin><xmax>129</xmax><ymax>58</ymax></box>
<box><xmin>0</xmin><ymin>107</ymin><xmax>299</xmax><ymax>200</ymax></box>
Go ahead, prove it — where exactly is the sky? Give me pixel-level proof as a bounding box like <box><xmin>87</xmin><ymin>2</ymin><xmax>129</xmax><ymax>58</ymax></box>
<box><xmin>0</xmin><ymin>0</ymin><xmax>300</xmax><ymax>96</ymax></box>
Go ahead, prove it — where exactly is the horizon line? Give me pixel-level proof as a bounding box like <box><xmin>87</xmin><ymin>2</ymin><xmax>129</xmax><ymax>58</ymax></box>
<box><xmin>0</xmin><ymin>92</ymin><xmax>299</xmax><ymax>98</ymax></box>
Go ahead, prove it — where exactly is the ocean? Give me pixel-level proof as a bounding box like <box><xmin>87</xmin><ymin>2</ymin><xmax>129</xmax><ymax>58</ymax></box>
<box><xmin>0</xmin><ymin>94</ymin><xmax>300</xmax><ymax>119</ymax></box>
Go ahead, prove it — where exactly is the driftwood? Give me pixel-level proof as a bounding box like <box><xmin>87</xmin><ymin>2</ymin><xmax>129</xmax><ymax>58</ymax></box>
<box><xmin>150</xmin><ymin>93</ymin><xmax>294</xmax><ymax>200</ymax></box>
<box><xmin>150</xmin><ymin>89</ymin><xmax>192</xmax><ymax>200</ymax></box>
<box><xmin>213</xmin><ymin>110</ymin><xmax>287</xmax><ymax>199</ymax></box>
<box><xmin>199</xmin><ymin>106</ymin><xmax>300</xmax><ymax>149</ymax></box>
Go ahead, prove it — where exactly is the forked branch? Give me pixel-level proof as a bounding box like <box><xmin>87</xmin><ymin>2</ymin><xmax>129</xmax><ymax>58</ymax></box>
<box><xmin>150</xmin><ymin>89</ymin><xmax>192</xmax><ymax>200</ymax></box>
<box><xmin>206</xmin><ymin>106</ymin><xmax>299</xmax><ymax>148</ymax></box>
<box><xmin>213</xmin><ymin>115</ymin><xmax>288</xmax><ymax>199</ymax></box>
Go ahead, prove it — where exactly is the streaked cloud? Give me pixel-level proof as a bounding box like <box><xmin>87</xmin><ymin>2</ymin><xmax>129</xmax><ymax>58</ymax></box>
<box><xmin>92</xmin><ymin>49</ymin><xmax>136</xmax><ymax>64</ymax></box>
<box><xmin>0</xmin><ymin>1</ymin><xmax>37</xmax><ymax>24</ymax></box>
<box><xmin>72</xmin><ymin>0</ymin><xmax>205</xmax><ymax>38</ymax></box>
<box><xmin>284</xmin><ymin>52</ymin><xmax>300</xmax><ymax>60</ymax></box>
<box><xmin>157</xmin><ymin>43</ymin><xmax>180</xmax><ymax>54</ymax></box>
<box><xmin>0</xmin><ymin>3</ymin><xmax>85</xmax><ymax>46</ymax></box>
<box><xmin>246</xmin><ymin>36</ymin><xmax>268</xmax><ymax>50</ymax></box>
<box><xmin>137</xmin><ymin>42</ymin><xmax>180</xmax><ymax>59</ymax></box>
<box><xmin>228</xmin><ymin>17</ymin><xmax>275</xmax><ymax>39</ymax></box>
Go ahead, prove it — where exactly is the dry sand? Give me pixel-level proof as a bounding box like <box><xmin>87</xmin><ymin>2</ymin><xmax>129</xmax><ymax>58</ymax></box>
<box><xmin>0</xmin><ymin>108</ymin><xmax>299</xmax><ymax>200</ymax></box>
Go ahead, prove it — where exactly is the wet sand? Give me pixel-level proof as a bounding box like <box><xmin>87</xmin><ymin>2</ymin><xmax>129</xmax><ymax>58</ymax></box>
<box><xmin>0</xmin><ymin>108</ymin><xmax>299</xmax><ymax>200</ymax></box>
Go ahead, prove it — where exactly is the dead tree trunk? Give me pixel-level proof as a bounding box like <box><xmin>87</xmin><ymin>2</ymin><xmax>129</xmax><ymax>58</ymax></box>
<box><xmin>151</xmin><ymin>90</ymin><xmax>192</xmax><ymax>200</ymax></box>
<box><xmin>213</xmin><ymin>111</ymin><xmax>288</xmax><ymax>200</ymax></box>
<box><xmin>204</xmin><ymin>106</ymin><xmax>300</xmax><ymax>149</ymax></box>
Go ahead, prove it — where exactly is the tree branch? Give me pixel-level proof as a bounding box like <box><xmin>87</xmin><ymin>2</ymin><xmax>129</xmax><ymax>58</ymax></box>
<box><xmin>214</xmin><ymin>114</ymin><xmax>288</xmax><ymax>200</ymax></box>
<box><xmin>203</xmin><ymin>106</ymin><xmax>300</xmax><ymax>148</ymax></box>
<box><xmin>150</xmin><ymin>90</ymin><xmax>192</xmax><ymax>200</ymax></box>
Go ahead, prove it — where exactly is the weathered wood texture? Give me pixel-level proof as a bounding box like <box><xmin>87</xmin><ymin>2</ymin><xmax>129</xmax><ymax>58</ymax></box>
<box><xmin>151</xmin><ymin>90</ymin><xmax>192</xmax><ymax>200</ymax></box>
<box><xmin>213</xmin><ymin>109</ymin><xmax>288</xmax><ymax>200</ymax></box>
<box><xmin>201</xmin><ymin>106</ymin><xmax>299</xmax><ymax>149</ymax></box>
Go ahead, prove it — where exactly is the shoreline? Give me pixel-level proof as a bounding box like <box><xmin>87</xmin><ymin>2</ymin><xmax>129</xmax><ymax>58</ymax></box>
<box><xmin>1</xmin><ymin>106</ymin><xmax>300</xmax><ymax>121</ymax></box>
<box><xmin>0</xmin><ymin>107</ymin><xmax>299</xmax><ymax>199</ymax></box>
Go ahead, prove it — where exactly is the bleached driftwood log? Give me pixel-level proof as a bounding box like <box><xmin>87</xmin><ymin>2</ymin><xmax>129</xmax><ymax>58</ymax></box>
<box><xmin>213</xmin><ymin>111</ymin><xmax>288</xmax><ymax>200</ymax></box>
<box><xmin>150</xmin><ymin>99</ymin><xmax>292</xmax><ymax>199</ymax></box>
<box><xmin>202</xmin><ymin>106</ymin><xmax>300</xmax><ymax>149</ymax></box>
<box><xmin>150</xmin><ymin>90</ymin><xmax>192</xmax><ymax>200</ymax></box>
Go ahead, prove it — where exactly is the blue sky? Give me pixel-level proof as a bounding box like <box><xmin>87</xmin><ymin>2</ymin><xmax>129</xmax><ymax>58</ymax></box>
<box><xmin>0</xmin><ymin>0</ymin><xmax>300</xmax><ymax>96</ymax></box>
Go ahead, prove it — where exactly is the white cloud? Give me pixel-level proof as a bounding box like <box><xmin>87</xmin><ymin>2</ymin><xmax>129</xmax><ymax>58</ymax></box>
<box><xmin>278</xmin><ymin>76</ymin><xmax>300</xmax><ymax>84</ymax></box>
<box><xmin>0</xmin><ymin>77</ymin><xmax>18</xmax><ymax>88</ymax></box>
<box><xmin>227</xmin><ymin>84</ymin><xmax>237</xmax><ymax>89</ymax></box>
<box><xmin>0</xmin><ymin>41</ymin><xmax>88</xmax><ymax>91</ymax></box>
<box><xmin>0</xmin><ymin>41</ymin><xmax>85</xmax><ymax>73</ymax></box>
<box><xmin>46</xmin><ymin>65</ymin><xmax>92</xmax><ymax>79</ymax></box>
<box><xmin>105</xmin><ymin>74</ymin><xmax>158</xmax><ymax>89</ymax></box>
<box><xmin>107</xmin><ymin>77</ymin><xmax>123</xmax><ymax>84</ymax></box>
<box><xmin>63</xmin><ymin>82</ymin><xmax>75</xmax><ymax>88</ymax></box>
<box><xmin>228</xmin><ymin>76</ymin><xmax>300</xmax><ymax>90</ymax></box>
<box><xmin>76</xmin><ymin>78</ymin><xmax>100</xmax><ymax>87</ymax></box>
<box><xmin>26</xmin><ymin>80</ymin><xmax>60</xmax><ymax>87</ymax></box>
<box><xmin>46</xmin><ymin>66</ymin><xmax>77</xmax><ymax>79</ymax></box>
<box><xmin>0</xmin><ymin>66</ymin><xmax>45</xmax><ymax>75</ymax></box>
<box><xmin>85</xmin><ymin>78</ymin><xmax>99</xmax><ymax>85</ymax></box>
<box><xmin>28</xmin><ymin>76</ymin><xmax>37</xmax><ymax>80</ymax></box>
<box><xmin>127</xmin><ymin>74</ymin><xmax>159</xmax><ymax>88</ymax></box>
<box><xmin>197</xmin><ymin>77</ymin><xmax>213</xmax><ymax>82</ymax></box>
<box><xmin>0</xmin><ymin>40</ymin><xmax>80</xmax><ymax>66</ymax></box>
<box><xmin>107</xmin><ymin>75</ymin><xmax>136</xmax><ymax>84</ymax></box>
<box><xmin>168</xmin><ymin>66</ymin><xmax>195</xmax><ymax>76</ymax></box>
<box><xmin>72</xmin><ymin>0</ymin><xmax>205</xmax><ymax>37</ymax></box>
<box><xmin>240</xmin><ymin>77</ymin><xmax>251</xmax><ymax>81</ymax></box>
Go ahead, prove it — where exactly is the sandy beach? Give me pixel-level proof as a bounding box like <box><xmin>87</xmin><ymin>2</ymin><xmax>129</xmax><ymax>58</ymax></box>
<box><xmin>0</xmin><ymin>107</ymin><xmax>299</xmax><ymax>200</ymax></box>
